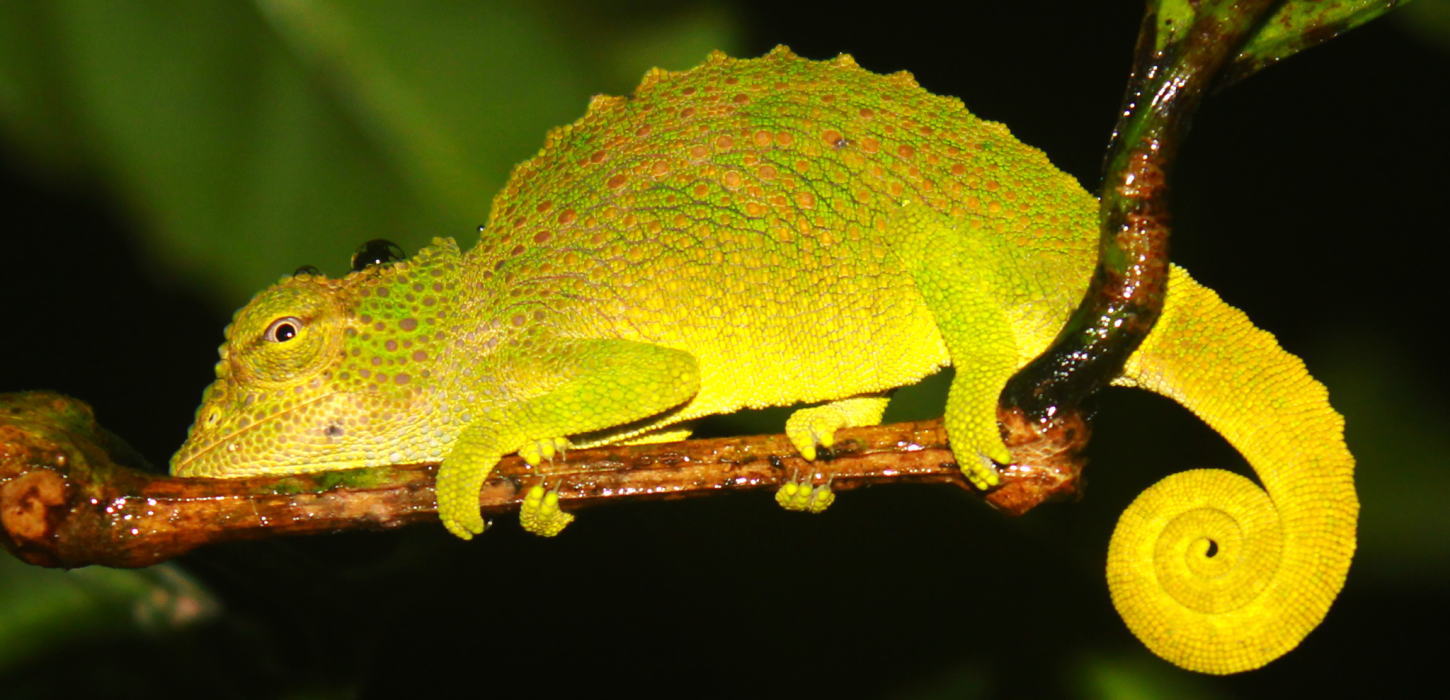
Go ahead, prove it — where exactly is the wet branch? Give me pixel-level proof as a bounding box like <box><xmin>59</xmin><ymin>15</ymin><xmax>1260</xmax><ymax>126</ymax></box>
<box><xmin>1</xmin><ymin>391</ymin><xmax>1086</xmax><ymax>569</ymax></box>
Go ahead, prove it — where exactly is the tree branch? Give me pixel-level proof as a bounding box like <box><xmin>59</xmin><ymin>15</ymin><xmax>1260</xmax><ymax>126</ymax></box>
<box><xmin>1</xmin><ymin>391</ymin><xmax>1086</xmax><ymax>568</ymax></box>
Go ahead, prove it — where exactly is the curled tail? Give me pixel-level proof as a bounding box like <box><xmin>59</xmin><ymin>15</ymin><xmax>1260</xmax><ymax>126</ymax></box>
<box><xmin>1107</xmin><ymin>266</ymin><xmax>1358</xmax><ymax>674</ymax></box>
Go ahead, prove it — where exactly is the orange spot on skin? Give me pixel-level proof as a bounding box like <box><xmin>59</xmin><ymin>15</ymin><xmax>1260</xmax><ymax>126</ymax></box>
<box><xmin>859</xmin><ymin>108</ymin><xmax>875</xmax><ymax>119</ymax></box>
<box><xmin>608</xmin><ymin>174</ymin><xmax>627</xmax><ymax>189</ymax></box>
<box><xmin>636</xmin><ymin>125</ymin><xmax>652</xmax><ymax>138</ymax></box>
<box><xmin>753</xmin><ymin>130</ymin><xmax>772</xmax><ymax>147</ymax></box>
<box><xmin>693</xmin><ymin>183</ymin><xmax>709</xmax><ymax>198</ymax></box>
<box><xmin>732</xmin><ymin>93</ymin><xmax>749</xmax><ymax>104</ymax></box>
<box><xmin>951</xmin><ymin>163</ymin><xmax>966</xmax><ymax>176</ymax></box>
<box><xmin>673</xmin><ymin>214</ymin><xmax>689</xmax><ymax>228</ymax></box>
<box><xmin>822</xmin><ymin>129</ymin><xmax>843</xmax><ymax>146</ymax></box>
<box><xmin>723</xmin><ymin>171</ymin><xmax>743</xmax><ymax>189</ymax></box>
<box><xmin>590</xmin><ymin>150</ymin><xmax>606</xmax><ymax>164</ymax></box>
<box><xmin>680</xmin><ymin>107</ymin><xmax>696</xmax><ymax>119</ymax></box>
<box><xmin>860</xmin><ymin>137</ymin><xmax>880</xmax><ymax>154</ymax></box>
<box><xmin>690</xmin><ymin>144</ymin><xmax>709</xmax><ymax>159</ymax></box>
<box><xmin>716</xmin><ymin>134</ymin><xmax>735</xmax><ymax>150</ymax></box>
<box><xmin>745</xmin><ymin>202</ymin><xmax>766</xmax><ymax>217</ymax></box>
<box><xmin>558</xmin><ymin>209</ymin><xmax>576</xmax><ymax>225</ymax></box>
<box><xmin>775</xmin><ymin>132</ymin><xmax>794</xmax><ymax>147</ymax></box>
<box><xmin>682</xmin><ymin>87</ymin><xmax>697</xmax><ymax>96</ymax></box>
<box><xmin>652</xmin><ymin>160</ymin><xmax>670</xmax><ymax>177</ymax></box>
<box><xmin>898</xmin><ymin>144</ymin><xmax>916</xmax><ymax>159</ymax></box>
<box><xmin>757</xmin><ymin>164</ymin><xmax>777</xmax><ymax>180</ymax></box>
<box><xmin>534</xmin><ymin>230</ymin><xmax>552</xmax><ymax>244</ymax></box>
<box><xmin>795</xmin><ymin>191</ymin><xmax>816</xmax><ymax>209</ymax></box>
<box><xmin>536</xmin><ymin>200</ymin><xmax>553</xmax><ymax>213</ymax></box>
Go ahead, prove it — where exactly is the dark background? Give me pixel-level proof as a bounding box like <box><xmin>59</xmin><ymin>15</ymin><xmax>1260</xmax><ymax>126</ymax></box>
<box><xmin>2</xmin><ymin>1</ymin><xmax>1447</xmax><ymax>697</ymax></box>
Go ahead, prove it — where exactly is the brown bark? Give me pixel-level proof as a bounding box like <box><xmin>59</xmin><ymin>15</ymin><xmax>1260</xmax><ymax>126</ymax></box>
<box><xmin>1</xmin><ymin>391</ymin><xmax>1086</xmax><ymax>568</ymax></box>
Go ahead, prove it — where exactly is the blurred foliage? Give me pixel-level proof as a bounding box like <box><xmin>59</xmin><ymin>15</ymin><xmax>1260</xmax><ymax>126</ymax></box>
<box><xmin>0</xmin><ymin>556</ymin><xmax>216</xmax><ymax>672</ymax></box>
<box><xmin>0</xmin><ymin>0</ymin><xmax>738</xmax><ymax>303</ymax></box>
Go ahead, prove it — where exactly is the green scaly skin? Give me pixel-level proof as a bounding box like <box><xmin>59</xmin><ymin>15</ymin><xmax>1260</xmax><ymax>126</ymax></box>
<box><xmin>172</xmin><ymin>47</ymin><xmax>1356</xmax><ymax>674</ymax></box>
<box><xmin>173</xmin><ymin>46</ymin><xmax>1099</xmax><ymax>536</ymax></box>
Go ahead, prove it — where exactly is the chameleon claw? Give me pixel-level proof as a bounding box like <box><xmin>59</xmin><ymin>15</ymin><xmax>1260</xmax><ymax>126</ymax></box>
<box><xmin>520</xmin><ymin>483</ymin><xmax>575</xmax><ymax>537</ymax></box>
<box><xmin>963</xmin><ymin>454</ymin><xmax>1002</xmax><ymax>490</ymax></box>
<box><xmin>775</xmin><ymin>470</ymin><xmax>836</xmax><ymax>513</ymax></box>
<box><xmin>519</xmin><ymin>437</ymin><xmax>571</xmax><ymax>465</ymax></box>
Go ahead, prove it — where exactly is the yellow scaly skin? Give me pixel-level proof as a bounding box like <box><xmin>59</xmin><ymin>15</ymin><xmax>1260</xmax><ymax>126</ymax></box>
<box><xmin>170</xmin><ymin>48</ymin><xmax>1357</xmax><ymax>674</ymax></box>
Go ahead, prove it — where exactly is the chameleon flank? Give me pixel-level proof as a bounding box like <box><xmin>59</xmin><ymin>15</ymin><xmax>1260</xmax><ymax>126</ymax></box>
<box><xmin>171</xmin><ymin>47</ymin><xmax>1357</xmax><ymax>673</ymax></box>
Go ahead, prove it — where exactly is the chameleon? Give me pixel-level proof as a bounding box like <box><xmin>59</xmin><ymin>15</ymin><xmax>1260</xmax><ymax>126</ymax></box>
<box><xmin>170</xmin><ymin>47</ymin><xmax>1357</xmax><ymax>674</ymax></box>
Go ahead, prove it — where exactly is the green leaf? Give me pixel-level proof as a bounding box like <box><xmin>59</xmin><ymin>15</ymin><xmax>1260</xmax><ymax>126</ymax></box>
<box><xmin>1154</xmin><ymin>0</ymin><xmax>1412</xmax><ymax>84</ymax></box>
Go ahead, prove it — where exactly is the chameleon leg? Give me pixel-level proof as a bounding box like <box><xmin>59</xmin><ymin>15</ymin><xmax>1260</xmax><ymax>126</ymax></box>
<box><xmin>436</xmin><ymin>339</ymin><xmax>700</xmax><ymax>539</ymax></box>
<box><xmin>894</xmin><ymin>211</ymin><xmax>1018</xmax><ymax>489</ymax></box>
<box><xmin>776</xmin><ymin>395</ymin><xmax>890</xmax><ymax>512</ymax></box>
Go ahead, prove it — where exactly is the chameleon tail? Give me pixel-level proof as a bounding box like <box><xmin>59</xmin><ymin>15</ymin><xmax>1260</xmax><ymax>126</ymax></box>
<box><xmin>1106</xmin><ymin>266</ymin><xmax>1358</xmax><ymax>674</ymax></box>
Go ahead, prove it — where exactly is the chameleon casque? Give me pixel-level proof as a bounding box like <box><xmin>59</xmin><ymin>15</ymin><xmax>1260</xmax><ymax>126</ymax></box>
<box><xmin>171</xmin><ymin>48</ymin><xmax>1357</xmax><ymax>675</ymax></box>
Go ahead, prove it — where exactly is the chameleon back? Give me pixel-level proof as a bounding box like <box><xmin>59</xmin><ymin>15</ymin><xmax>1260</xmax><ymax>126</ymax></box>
<box><xmin>466</xmin><ymin>47</ymin><xmax>1100</xmax><ymax>421</ymax></box>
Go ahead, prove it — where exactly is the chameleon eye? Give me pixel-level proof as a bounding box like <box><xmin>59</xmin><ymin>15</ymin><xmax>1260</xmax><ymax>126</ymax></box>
<box><xmin>264</xmin><ymin>317</ymin><xmax>303</xmax><ymax>343</ymax></box>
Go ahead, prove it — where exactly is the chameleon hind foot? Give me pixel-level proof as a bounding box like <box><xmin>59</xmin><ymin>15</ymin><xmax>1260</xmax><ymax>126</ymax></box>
<box><xmin>776</xmin><ymin>397</ymin><xmax>884</xmax><ymax>513</ymax></box>
<box><xmin>775</xmin><ymin>472</ymin><xmax>836</xmax><ymax>513</ymax></box>
<box><xmin>520</xmin><ymin>484</ymin><xmax>575</xmax><ymax>537</ymax></box>
<box><xmin>785</xmin><ymin>397</ymin><xmax>890</xmax><ymax>460</ymax></box>
<box><xmin>962</xmin><ymin>454</ymin><xmax>1002</xmax><ymax>491</ymax></box>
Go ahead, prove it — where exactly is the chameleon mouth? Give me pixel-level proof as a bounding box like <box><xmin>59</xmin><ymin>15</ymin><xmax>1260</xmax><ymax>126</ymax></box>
<box><xmin>171</xmin><ymin>390</ymin><xmax>345</xmax><ymax>476</ymax></box>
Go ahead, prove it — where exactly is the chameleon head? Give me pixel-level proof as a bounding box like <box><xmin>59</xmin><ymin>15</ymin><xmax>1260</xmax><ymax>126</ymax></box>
<box><xmin>171</xmin><ymin>238</ymin><xmax>465</xmax><ymax>478</ymax></box>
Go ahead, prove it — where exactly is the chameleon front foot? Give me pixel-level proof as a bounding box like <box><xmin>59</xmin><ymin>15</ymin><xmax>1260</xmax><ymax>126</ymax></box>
<box><xmin>775</xmin><ymin>472</ymin><xmax>836</xmax><ymax>513</ymax></box>
<box><xmin>520</xmin><ymin>484</ymin><xmax>575</xmax><ymax>537</ymax></box>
